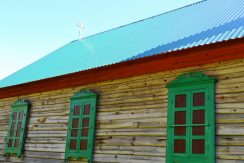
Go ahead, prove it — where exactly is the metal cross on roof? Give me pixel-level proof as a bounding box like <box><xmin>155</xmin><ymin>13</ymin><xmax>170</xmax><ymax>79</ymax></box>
<box><xmin>78</xmin><ymin>21</ymin><xmax>85</xmax><ymax>40</ymax></box>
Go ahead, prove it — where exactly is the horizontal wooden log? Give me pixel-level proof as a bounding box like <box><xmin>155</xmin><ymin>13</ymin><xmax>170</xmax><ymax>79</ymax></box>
<box><xmin>94</xmin><ymin>153</ymin><xmax>165</xmax><ymax>163</ymax></box>
<box><xmin>95</xmin><ymin>136</ymin><xmax>165</xmax><ymax>147</ymax></box>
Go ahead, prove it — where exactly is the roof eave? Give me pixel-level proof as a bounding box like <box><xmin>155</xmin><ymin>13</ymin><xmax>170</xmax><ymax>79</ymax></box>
<box><xmin>0</xmin><ymin>38</ymin><xmax>243</xmax><ymax>99</ymax></box>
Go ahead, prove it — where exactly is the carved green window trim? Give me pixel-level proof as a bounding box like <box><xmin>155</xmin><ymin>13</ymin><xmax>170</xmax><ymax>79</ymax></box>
<box><xmin>166</xmin><ymin>72</ymin><xmax>217</xmax><ymax>163</ymax></box>
<box><xmin>65</xmin><ymin>90</ymin><xmax>98</xmax><ymax>163</ymax></box>
<box><xmin>4</xmin><ymin>99</ymin><xmax>29</xmax><ymax>158</ymax></box>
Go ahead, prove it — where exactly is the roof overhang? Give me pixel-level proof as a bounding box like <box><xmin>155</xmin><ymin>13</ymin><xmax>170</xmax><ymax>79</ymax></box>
<box><xmin>0</xmin><ymin>38</ymin><xmax>243</xmax><ymax>99</ymax></box>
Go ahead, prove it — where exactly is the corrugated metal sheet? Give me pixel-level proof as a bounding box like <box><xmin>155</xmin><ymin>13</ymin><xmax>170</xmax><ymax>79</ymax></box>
<box><xmin>1</xmin><ymin>0</ymin><xmax>244</xmax><ymax>88</ymax></box>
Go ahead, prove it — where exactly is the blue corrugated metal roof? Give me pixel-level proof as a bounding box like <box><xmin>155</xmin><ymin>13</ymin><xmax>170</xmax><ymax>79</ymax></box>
<box><xmin>1</xmin><ymin>0</ymin><xmax>244</xmax><ymax>88</ymax></box>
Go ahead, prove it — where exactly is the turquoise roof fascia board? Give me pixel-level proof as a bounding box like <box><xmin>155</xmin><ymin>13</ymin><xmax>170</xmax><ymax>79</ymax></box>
<box><xmin>0</xmin><ymin>0</ymin><xmax>244</xmax><ymax>88</ymax></box>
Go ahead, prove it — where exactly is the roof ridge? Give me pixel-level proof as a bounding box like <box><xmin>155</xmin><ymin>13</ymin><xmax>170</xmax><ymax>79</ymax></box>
<box><xmin>77</xmin><ymin>0</ymin><xmax>206</xmax><ymax>41</ymax></box>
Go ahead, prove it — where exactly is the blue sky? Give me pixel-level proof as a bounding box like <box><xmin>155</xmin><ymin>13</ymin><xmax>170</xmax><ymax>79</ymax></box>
<box><xmin>0</xmin><ymin>0</ymin><xmax>200</xmax><ymax>80</ymax></box>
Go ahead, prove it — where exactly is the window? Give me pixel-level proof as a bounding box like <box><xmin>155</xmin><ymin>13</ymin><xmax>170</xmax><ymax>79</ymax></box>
<box><xmin>166</xmin><ymin>72</ymin><xmax>217</xmax><ymax>163</ymax></box>
<box><xmin>65</xmin><ymin>90</ymin><xmax>98</xmax><ymax>162</ymax></box>
<box><xmin>4</xmin><ymin>100</ymin><xmax>29</xmax><ymax>158</ymax></box>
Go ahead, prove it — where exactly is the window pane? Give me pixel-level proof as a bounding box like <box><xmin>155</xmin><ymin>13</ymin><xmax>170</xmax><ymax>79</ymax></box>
<box><xmin>10</xmin><ymin>122</ymin><xmax>15</xmax><ymax>136</ymax></box>
<box><xmin>175</xmin><ymin>94</ymin><xmax>186</xmax><ymax>108</ymax></box>
<box><xmin>193</xmin><ymin>92</ymin><xmax>205</xmax><ymax>106</ymax></box>
<box><xmin>14</xmin><ymin>139</ymin><xmax>19</xmax><ymax>148</ymax></box>
<box><xmin>16</xmin><ymin>130</ymin><xmax>21</xmax><ymax>137</ymax></box>
<box><xmin>80</xmin><ymin>139</ymin><xmax>88</xmax><ymax>150</ymax></box>
<box><xmin>193</xmin><ymin>126</ymin><xmax>205</xmax><ymax>135</ymax></box>
<box><xmin>81</xmin><ymin>128</ymin><xmax>89</xmax><ymax>137</ymax></box>
<box><xmin>70</xmin><ymin>140</ymin><xmax>77</xmax><ymax>150</ymax></box>
<box><xmin>193</xmin><ymin>110</ymin><xmax>205</xmax><ymax>124</ymax></box>
<box><xmin>84</xmin><ymin>104</ymin><xmax>91</xmax><ymax>115</ymax></box>
<box><xmin>174</xmin><ymin>126</ymin><xmax>186</xmax><ymax>136</ymax></box>
<box><xmin>13</xmin><ymin>112</ymin><xmax>18</xmax><ymax>120</ymax></box>
<box><xmin>175</xmin><ymin>111</ymin><xmax>186</xmax><ymax>124</ymax></box>
<box><xmin>74</xmin><ymin>106</ymin><xmax>80</xmax><ymax>116</ymax></box>
<box><xmin>192</xmin><ymin>139</ymin><xmax>205</xmax><ymax>154</ymax></box>
<box><xmin>8</xmin><ymin>139</ymin><xmax>13</xmax><ymax>147</ymax></box>
<box><xmin>71</xmin><ymin>129</ymin><xmax>78</xmax><ymax>137</ymax></box>
<box><xmin>174</xmin><ymin>139</ymin><xmax>185</xmax><ymax>153</ymax></box>
<box><xmin>72</xmin><ymin>118</ymin><xmax>79</xmax><ymax>128</ymax></box>
<box><xmin>19</xmin><ymin>111</ymin><xmax>24</xmax><ymax>121</ymax></box>
<box><xmin>16</xmin><ymin>122</ymin><xmax>22</xmax><ymax>137</ymax></box>
<box><xmin>82</xmin><ymin>118</ymin><xmax>90</xmax><ymax>127</ymax></box>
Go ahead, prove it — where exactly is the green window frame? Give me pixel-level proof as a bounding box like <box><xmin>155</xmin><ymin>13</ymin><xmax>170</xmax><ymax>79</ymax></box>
<box><xmin>65</xmin><ymin>90</ymin><xmax>98</xmax><ymax>163</ymax></box>
<box><xmin>4</xmin><ymin>99</ymin><xmax>29</xmax><ymax>158</ymax></box>
<box><xmin>166</xmin><ymin>72</ymin><xmax>217</xmax><ymax>163</ymax></box>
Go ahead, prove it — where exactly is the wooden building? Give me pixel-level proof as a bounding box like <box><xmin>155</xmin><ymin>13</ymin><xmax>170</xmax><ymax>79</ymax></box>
<box><xmin>0</xmin><ymin>0</ymin><xmax>244</xmax><ymax>162</ymax></box>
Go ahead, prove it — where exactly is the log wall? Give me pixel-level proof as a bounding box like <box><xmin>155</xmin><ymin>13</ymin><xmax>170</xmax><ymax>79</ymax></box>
<box><xmin>1</xmin><ymin>58</ymin><xmax>244</xmax><ymax>163</ymax></box>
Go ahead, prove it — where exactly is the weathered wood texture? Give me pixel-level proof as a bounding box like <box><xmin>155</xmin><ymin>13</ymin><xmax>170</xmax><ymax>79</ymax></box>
<box><xmin>1</xmin><ymin>58</ymin><xmax>244</xmax><ymax>162</ymax></box>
